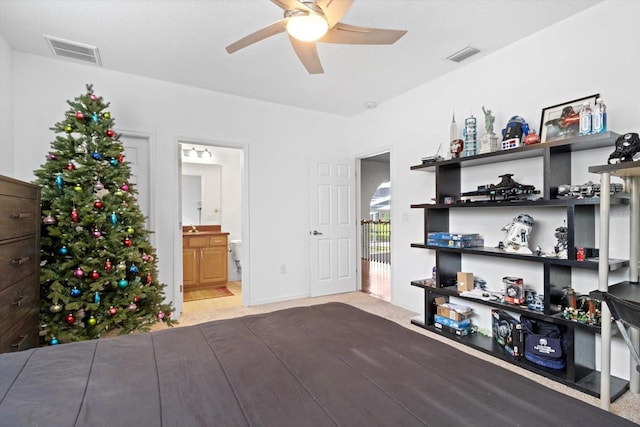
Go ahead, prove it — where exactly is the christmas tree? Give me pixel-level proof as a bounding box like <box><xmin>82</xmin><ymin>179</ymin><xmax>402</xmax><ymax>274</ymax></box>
<box><xmin>34</xmin><ymin>84</ymin><xmax>175</xmax><ymax>344</ymax></box>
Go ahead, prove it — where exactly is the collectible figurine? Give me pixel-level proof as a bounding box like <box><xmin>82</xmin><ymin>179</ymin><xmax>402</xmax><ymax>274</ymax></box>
<box><xmin>608</xmin><ymin>132</ymin><xmax>640</xmax><ymax>164</ymax></box>
<box><xmin>501</xmin><ymin>115</ymin><xmax>530</xmax><ymax>150</ymax></box>
<box><xmin>450</xmin><ymin>112</ymin><xmax>463</xmax><ymax>159</ymax></box>
<box><xmin>557</xmin><ymin>181</ymin><xmax>624</xmax><ymax>199</ymax></box>
<box><xmin>553</xmin><ymin>224</ymin><xmax>568</xmax><ymax>258</ymax></box>
<box><xmin>460</xmin><ymin>173</ymin><xmax>539</xmax><ymax>202</ymax></box>
<box><xmin>463</xmin><ymin>114</ymin><xmax>477</xmax><ymax>157</ymax></box>
<box><xmin>479</xmin><ymin>106</ymin><xmax>499</xmax><ymax>154</ymax></box>
<box><xmin>501</xmin><ymin>213</ymin><xmax>535</xmax><ymax>254</ymax></box>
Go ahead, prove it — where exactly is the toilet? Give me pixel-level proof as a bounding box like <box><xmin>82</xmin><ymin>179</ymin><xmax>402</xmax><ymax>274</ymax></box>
<box><xmin>229</xmin><ymin>240</ymin><xmax>242</xmax><ymax>273</ymax></box>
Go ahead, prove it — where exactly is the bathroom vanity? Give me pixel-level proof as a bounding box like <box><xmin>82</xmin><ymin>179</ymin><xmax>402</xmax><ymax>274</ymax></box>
<box><xmin>182</xmin><ymin>225</ymin><xmax>228</xmax><ymax>289</ymax></box>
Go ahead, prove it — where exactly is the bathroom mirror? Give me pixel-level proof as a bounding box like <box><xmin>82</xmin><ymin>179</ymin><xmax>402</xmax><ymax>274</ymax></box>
<box><xmin>181</xmin><ymin>164</ymin><xmax>222</xmax><ymax>226</ymax></box>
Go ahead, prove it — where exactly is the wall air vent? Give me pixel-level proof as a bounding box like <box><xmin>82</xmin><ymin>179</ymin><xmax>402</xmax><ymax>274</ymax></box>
<box><xmin>446</xmin><ymin>46</ymin><xmax>480</xmax><ymax>63</ymax></box>
<box><xmin>44</xmin><ymin>35</ymin><xmax>102</xmax><ymax>65</ymax></box>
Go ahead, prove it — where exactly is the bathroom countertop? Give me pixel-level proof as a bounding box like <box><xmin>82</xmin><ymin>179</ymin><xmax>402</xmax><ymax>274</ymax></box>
<box><xmin>182</xmin><ymin>230</ymin><xmax>229</xmax><ymax>236</ymax></box>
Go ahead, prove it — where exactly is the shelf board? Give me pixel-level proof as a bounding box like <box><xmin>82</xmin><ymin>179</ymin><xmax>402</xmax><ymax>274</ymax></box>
<box><xmin>590</xmin><ymin>281</ymin><xmax>640</xmax><ymax>304</ymax></box>
<box><xmin>409</xmin><ymin>245</ymin><xmax>629</xmax><ymax>271</ymax></box>
<box><xmin>411</xmin><ymin>132</ymin><xmax>620</xmax><ymax>171</ymax></box>
<box><xmin>410</xmin><ymin>196</ymin><xmax>628</xmax><ymax>210</ymax></box>
<box><xmin>589</xmin><ymin>160</ymin><xmax>640</xmax><ymax>177</ymax></box>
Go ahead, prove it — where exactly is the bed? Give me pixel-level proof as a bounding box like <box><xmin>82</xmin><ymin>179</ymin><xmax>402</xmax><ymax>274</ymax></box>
<box><xmin>0</xmin><ymin>302</ymin><xmax>634</xmax><ymax>426</ymax></box>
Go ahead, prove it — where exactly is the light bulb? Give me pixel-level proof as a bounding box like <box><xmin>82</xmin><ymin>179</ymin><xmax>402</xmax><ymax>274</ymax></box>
<box><xmin>286</xmin><ymin>13</ymin><xmax>328</xmax><ymax>42</ymax></box>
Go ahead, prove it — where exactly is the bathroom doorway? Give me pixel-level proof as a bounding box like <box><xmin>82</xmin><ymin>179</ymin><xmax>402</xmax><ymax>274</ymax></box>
<box><xmin>178</xmin><ymin>141</ymin><xmax>245</xmax><ymax>314</ymax></box>
<box><xmin>359</xmin><ymin>152</ymin><xmax>391</xmax><ymax>301</ymax></box>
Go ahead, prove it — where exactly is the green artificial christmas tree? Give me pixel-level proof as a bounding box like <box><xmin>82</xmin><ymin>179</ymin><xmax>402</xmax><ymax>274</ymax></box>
<box><xmin>34</xmin><ymin>84</ymin><xmax>175</xmax><ymax>344</ymax></box>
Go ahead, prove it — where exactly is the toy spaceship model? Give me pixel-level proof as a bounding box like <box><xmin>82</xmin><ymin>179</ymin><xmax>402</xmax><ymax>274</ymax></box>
<box><xmin>460</xmin><ymin>174</ymin><xmax>540</xmax><ymax>202</ymax></box>
<box><xmin>557</xmin><ymin>181</ymin><xmax>624</xmax><ymax>199</ymax></box>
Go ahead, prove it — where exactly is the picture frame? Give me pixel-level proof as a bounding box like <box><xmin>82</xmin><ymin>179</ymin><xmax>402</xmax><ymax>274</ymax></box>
<box><xmin>539</xmin><ymin>94</ymin><xmax>599</xmax><ymax>143</ymax></box>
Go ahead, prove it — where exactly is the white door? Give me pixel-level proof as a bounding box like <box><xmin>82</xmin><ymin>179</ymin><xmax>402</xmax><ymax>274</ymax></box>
<box><xmin>120</xmin><ymin>134</ymin><xmax>151</xmax><ymax>235</ymax></box>
<box><xmin>309</xmin><ymin>158</ymin><xmax>357</xmax><ymax>296</ymax></box>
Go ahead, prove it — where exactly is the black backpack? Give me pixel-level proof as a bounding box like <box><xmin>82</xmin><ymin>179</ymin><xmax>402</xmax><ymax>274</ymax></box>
<box><xmin>521</xmin><ymin>317</ymin><xmax>568</xmax><ymax>369</ymax></box>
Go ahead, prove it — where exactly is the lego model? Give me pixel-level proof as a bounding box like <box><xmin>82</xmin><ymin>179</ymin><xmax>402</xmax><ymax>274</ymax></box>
<box><xmin>501</xmin><ymin>213</ymin><xmax>534</xmax><ymax>254</ymax></box>
<box><xmin>501</xmin><ymin>115</ymin><xmax>530</xmax><ymax>149</ymax></box>
<box><xmin>608</xmin><ymin>132</ymin><xmax>640</xmax><ymax>164</ymax></box>
<box><xmin>460</xmin><ymin>174</ymin><xmax>540</xmax><ymax>202</ymax></box>
<box><xmin>557</xmin><ymin>181</ymin><xmax>624</xmax><ymax>199</ymax></box>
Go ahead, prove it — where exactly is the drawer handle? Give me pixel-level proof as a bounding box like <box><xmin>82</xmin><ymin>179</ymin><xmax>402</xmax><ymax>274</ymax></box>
<box><xmin>12</xmin><ymin>296</ymin><xmax>24</xmax><ymax>307</ymax></box>
<box><xmin>11</xmin><ymin>212</ymin><xmax>34</xmax><ymax>219</ymax></box>
<box><xmin>11</xmin><ymin>256</ymin><xmax>30</xmax><ymax>266</ymax></box>
<box><xmin>11</xmin><ymin>335</ymin><xmax>29</xmax><ymax>351</ymax></box>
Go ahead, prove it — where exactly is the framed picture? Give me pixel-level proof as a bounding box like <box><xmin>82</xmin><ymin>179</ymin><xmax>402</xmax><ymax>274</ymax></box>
<box><xmin>539</xmin><ymin>94</ymin><xmax>599</xmax><ymax>143</ymax></box>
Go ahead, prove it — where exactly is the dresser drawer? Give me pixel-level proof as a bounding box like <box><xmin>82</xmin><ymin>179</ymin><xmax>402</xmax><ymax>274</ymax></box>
<box><xmin>0</xmin><ymin>273</ymin><xmax>39</xmax><ymax>328</ymax></box>
<box><xmin>0</xmin><ymin>193</ymin><xmax>39</xmax><ymax>241</ymax></box>
<box><xmin>0</xmin><ymin>237</ymin><xmax>39</xmax><ymax>292</ymax></box>
<box><xmin>0</xmin><ymin>308</ymin><xmax>39</xmax><ymax>353</ymax></box>
<box><xmin>184</xmin><ymin>236</ymin><xmax>208</xmax><ymax>248</ymax></box>
<box><xmin>209</xmin><ymin>235</ymin><xmax>227</xmax><ymax>246</ymax></box>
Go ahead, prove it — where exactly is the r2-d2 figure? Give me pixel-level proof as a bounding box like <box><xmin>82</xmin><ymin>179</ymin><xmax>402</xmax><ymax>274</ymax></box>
<box><xmin>501</xmin><ymin>213</ymin><xmax>534</xmax><ymax>254</ymax></box>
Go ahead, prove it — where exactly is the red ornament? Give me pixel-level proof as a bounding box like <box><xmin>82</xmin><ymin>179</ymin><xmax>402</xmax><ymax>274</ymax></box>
<box><xmin>133</xmin><ymin>295</ymin><xmax>140</xmax><ymax>303</ymax></box>
<box><xmin>66</xmin><ymin>162</ymin><xmax>75</xmax><ymax>171</ymax></box>
<box><xmin>90</xmin><ymin>270</ymin><xmax>100</xmax><ymax>280</ymax></box>
<box><xmin>71</xmin><ymin>208</ymin><xmax>78</xmax><ymax>223</ymax></box>
<box><xmin>117</xmin><ymin>154</ymin><xmax>124</xmax><ymax>163</ymax></box>
<box><xmin>124</xmin><ymin>238</ymin><xmax>132</xmax><ymax>247</ymax></box>
<box><xmin>66</xmin><ymin>313</ymin><xmax>75</xmax><ymax>324</ymax></box>
<box><xmin>105</xmin><ymin>259</ymin><xmax>112</xmax><ymax>273</ymax></box>
<box><xmin>147</xmin><ymin>273</ymin><xmax>153</xmax><ymax>284</ymax></box>
<box><xmin>93</xmin><ymin>200</ymin><xmax>103</xmax><ymax>210</ymax></box>
<box><xmin>108</xmin><ymin>306</ymin><xmax>117</xmax><ymax>316</ymax></box>
<box><xmin>106</xmin><ymin>129</ymin><xmax>115</xmax><ymax>138</ymax></box>
<box><xmin>75</xmin><ymin>111</ymin><xmax>84</xmax><ymax>120</ymax></box>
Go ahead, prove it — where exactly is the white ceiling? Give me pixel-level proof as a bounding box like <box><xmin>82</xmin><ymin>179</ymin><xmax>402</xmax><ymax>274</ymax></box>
<box><xmin>0</xmin><ymin>0</ymin><xmax>602</xmax><ymax>116</ymax></box>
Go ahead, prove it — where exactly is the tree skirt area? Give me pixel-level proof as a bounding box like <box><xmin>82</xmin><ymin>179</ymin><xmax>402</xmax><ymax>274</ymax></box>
<box><xmin>184</xmin><ymin>286</ymin><xmax>234</xmax><ymax>302</ymax></box>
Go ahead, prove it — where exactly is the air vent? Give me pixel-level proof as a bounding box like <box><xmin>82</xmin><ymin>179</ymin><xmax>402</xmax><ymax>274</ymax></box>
<box><xmin>446</xmin><ymin>46</ymin><xmax>480</xmax><ymax>63</ymax></box>
<box><xmin>44</xmin><ymin>35</ymin><xmax>102</xmax><ymax>65</ymax></box>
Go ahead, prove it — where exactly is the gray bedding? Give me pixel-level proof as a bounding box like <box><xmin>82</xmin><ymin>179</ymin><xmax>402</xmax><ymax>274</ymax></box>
<box><xmin>0</xmin><ymin>302</ymin><xmax>634</xmax><ymax>426</ymax></box>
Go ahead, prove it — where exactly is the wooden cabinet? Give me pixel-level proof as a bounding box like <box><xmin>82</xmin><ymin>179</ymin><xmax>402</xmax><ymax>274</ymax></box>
<box><xmin>183</xmin><ymin>231</ymin><xmax>228</xmax><ymax>288</ymax></box>
<box><xmin>0</xmin><ymin>175</ymin><xmax>41</xmax><ymax>353</ymax></box>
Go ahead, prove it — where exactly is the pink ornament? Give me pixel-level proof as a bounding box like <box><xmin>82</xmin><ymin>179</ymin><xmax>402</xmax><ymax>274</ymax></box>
<box><xmin>128</xmin><ymin>303</ymin><xmax>137</xmax><ymax>311</ymax></box>
<box><xmin>48</xmin><ymin>153</ymin><xmax>57</xmax><ymax>160</ymax></box>
<box><xmin>74</xmin><ymin>267</ymin><xmax>84</xmax><ymax>278</ymax></box>
<box><xmin>157</xmin><ymin>311</ymin><xmax>165</xmax><ymax>320</ymax></box>
<box><xmin>108</xmin><ymin>306</ymin><xmax>117</xmax><ymax>316</ymax></box>
<box><xmin>92</xmin><ymin>228</ymin><xmax>102</xmax><ymax>238</ymax></box>
<box><xmin>120</xmin><ymin>183</ymin><xmax>129</xmax><ymax>192</ymax></box>
<box><xmin>90</xmin><ymin>94</ymin><xmax>98</xmax><ymax>101</ymax></box>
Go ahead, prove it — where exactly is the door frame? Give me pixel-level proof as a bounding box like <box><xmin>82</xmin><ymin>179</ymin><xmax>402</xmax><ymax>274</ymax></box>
<box><xmin>355</xmin><ymin>146</ymin><xmax>393</xmax><ymax>300</ymax></box>
<box><xmin>174</xmin><ymin>137</ymin><xmax>250</xmax><ymax>309</ymax></box>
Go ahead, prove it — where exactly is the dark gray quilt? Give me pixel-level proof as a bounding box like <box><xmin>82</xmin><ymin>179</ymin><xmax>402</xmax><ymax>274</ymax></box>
<box><xmin>0</xmin><ymin>302</ymin><xmax>634</xmax><ymax>426</ymax></box>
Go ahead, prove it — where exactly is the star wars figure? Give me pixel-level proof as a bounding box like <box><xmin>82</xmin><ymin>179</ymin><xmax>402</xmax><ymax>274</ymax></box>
<box><xmin>501</xmin><ymin>213</ymin><xmax>534</xmax><ymax>254</ymax></box>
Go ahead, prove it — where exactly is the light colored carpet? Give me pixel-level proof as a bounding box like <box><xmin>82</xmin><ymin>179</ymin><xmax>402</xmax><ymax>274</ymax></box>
<box><xmin>159</xmin><ymin>287</ymin><xmax>639</xmax><ymax>424</ymax></box>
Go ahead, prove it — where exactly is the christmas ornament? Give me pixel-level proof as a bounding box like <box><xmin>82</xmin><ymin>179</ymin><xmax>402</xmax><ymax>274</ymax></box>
<box><xmin>133</xmin><ymin>295</ymin><xmax>140</xmax><ymax>303</ymax></box>
<box><xmin>74</xmin><ymin>184</ymin><xmax>82</xmax><ymax>192</ymax></box>
<box><xmin>75</xmin><ymin>226</ymin><xmax>84</xmax><ymax>233</ymax></box>
<box><xmin>127</xmin><ymin>227</ymin><xmax>135</xmax><ymax>234</ymax></box>
<box><xmin>94</xmin><ymin>181</ymin><xmax>104</xmax><ymax>191</ymax></box>
<box><xmin>92</xmin><ymin>112</ymin><xmax>99</xmax><ymax>123</ymax></box>
<box><xmin>44</xmin><ymin>215</ymin><xmax>57</xmax><ymax>225</ymax></box>
<box><xmin>75</xmin><ymin>144</ymin><xmax>87</xmax><ymax>154</ymax></box>
<box><xmin>87</xmin><ymin>316</ymin><xmax>97</xmax><ymax>326</ymax></box>
<box><xmin>94</xmin><ymin>292</ymin><xmax>101</xmax><ymax>304</ymax></box>
<box><xmin>129</xmin><ymin>264</ymin><xmax>139</xmax><ymax>274</ymax></box>
<box><xmin>91</xmin><ymin>151</ymin><xmax>102</xmax><ymax>160</ymax></box>
<box><xmin>117</xmin><ymin>154</ymin><xmax>124</xmax><ymax>163</ymax></box>
<box><xmin>93</xmin><ymin>200</ymin><xmax>103</xmax><ymax>210</ymax></box>
<box><xmin>110</xmin><ymin>212</ymin><xmax>118</xmax><ymax>225</ymax></box>
<box><xmin>104</xmin><ymin>112</ymin><xmax>111</xmax><ymax>119</ymax></box>
<box><xmin>48</xmin><ymin>153</ymin><xmax>57</xmax><ymax>160</ymax></box>
<box><xmin>92</xmin><ymin>228</ymin><xmax>102</xmax><ymax>238</ymax></box>
<box><xmin>108</xmin><ymin>306</ymin><xmax>117</xmax><ymax>316</ymax></box>
<box><xmin>121</xmin><ymin>183</ymin><xmax>129</xmax><ymax>192</ymax></box>
<box><xmin>71</xmin><ymin>207</ymin><xmax>78</xmax><ymax>223</ymax></box>
<box><xmin>59</xmin><ymin>245</ymin><xmax>68</xmax><ymax>255</ymax></box>
<box><xmin>90</xmin><ymin>270</ymin><xmax>100</xmax><ymax>280</ymax></box>
<box><xmin>118</xmin><ymin>279</ymin><xmax>128</xmax><ymax>289</ymax></box>
<box><xmin>55</xmin><ymin>174</ymin><xmax>63</xmax><ymax>189</ymax></box>
<box><xmin>90</xmin><ymin>94</ymin><xmax>98</xmax><ymax>101</ymax></box>
<box><xmin>73</xmin><ymin>268</ymin><xmax>84</xmax><ymax>278</ymax></box>
<box><xmin>70</xmin><ymin>287</ymin><xmax>82</xmax><ymax>297</ymax></box>
<box><xmin>117</xmin><ymin>261</ymin><xmax>126</xmax><ymax>271</ymax></box>
<box><xmin>49</xmin><ymin>337</ymin><xmax>59</xmax><ymax>345</ymax></box>
<box><xmin>157</xmin><ymin>311</ymin><xmax>165</xmax><ymax>320</ymax></box>
<box><xmin>105</xmin><ymin>259</ymin><xmax>112</xmax><ymax>273</ymax></box>
<box><xmin>66</xmin><ymin>162</ymin><xmax>75</xmax><ymax>171</ymax></box>
<box><xmin>75</xmin><ymin>111</ymin><xmax>84</xmax><ymax>120</ymax></box>
<box><xmin>127</xmin><ymin>303</ymin><xmax>137</xmax><ymax>311</ymax></box>
<box><xmin>115</xmin><ymin>189</ymin><xmax>123</xmax><ymax>197</ymax></box>
<box><xmin>65</xmin><ymin>313</ymin><xmax>76</xmax><ymax>324</ymax></box>
<box><xmin>50</xmin><ymin>303</ymin><xmax>63</xmax><ymax>313</ymax></box>
<box><xmin>106</xmin><ymin>129</ymin><xmax>115</xmax><ymax>138</ymax></box>
<box><xmin>110</xmin><ymin>158</ymin><xmax>118</xmax><ymax>166</ymax></box>
<box><xmin>64</xmin><ymin>124</ymin><xmax>73</xmax><ymax>133</ymax></box>
<box><xmin>123</xmin><ymin>237</ymin><xmax>132</xmax><ymax>247</ymax></box>
<box><xmin>147</xmin><ymin>273</ymin><xmax>153</xmax><ymax>284</ymax></box>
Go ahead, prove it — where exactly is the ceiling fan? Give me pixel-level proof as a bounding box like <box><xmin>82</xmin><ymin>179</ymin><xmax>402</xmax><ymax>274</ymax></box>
<box><xmin>225</xmin><ymin>0</ymin><xmax>407</xmax><ymax>74</ymax></box>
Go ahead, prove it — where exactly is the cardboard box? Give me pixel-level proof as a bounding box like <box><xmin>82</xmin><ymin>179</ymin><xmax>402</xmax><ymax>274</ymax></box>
<box><xmin>434</xmin><ymin>297</ymin><xmax>472</xmax><ymax>321</ymax></box>
<box><xmin>434</xmin><ymin>321</ymin><xmax>473</xmax><ymax>337</ymax></box>
<box><xmin>434</xmin><ymin>314</ymin><xmax>471</xmax><ymax>330</ymax></box>
<box><xmin>491</xmin><ymin>309</ymin><xmax>524</xmax><ymax>358</ymax></box>
<box><xmin>457</xmin><ymin>272</ymin><xmax>475</xmax><ymax>292</ymax></box>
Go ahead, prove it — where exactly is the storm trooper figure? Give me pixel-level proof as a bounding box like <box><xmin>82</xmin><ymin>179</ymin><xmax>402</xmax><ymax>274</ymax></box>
<box><xmin>501</xmin><ymin>214</ymin><xmax>534</xmax><ymax>254</ymax></box>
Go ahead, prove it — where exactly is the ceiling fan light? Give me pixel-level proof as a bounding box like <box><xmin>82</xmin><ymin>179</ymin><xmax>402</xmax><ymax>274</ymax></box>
<box><xmin>286</xmin><ymin>14</ymin><xmax>328</xmax><ymax>42</ymax></box>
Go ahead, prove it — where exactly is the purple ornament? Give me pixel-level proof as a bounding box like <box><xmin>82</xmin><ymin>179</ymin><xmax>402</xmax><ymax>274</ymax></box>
<box><xmin>74</xmin><ymin>267</ymin><xmax>84</xmax><ymax>278</ymax></box>
<box><xmin>91</xmin><ymin>228</ymin><xmax>102</xmax><ymax>238</ymax></box>
<box><xmin>48</xmin><ymin>153</ymin><xmax>57</xmax><ymax>160</ymax></box>
<box><xmin>43</xmin><ymin>215</ymin><xmax>57</xmax><ymax>225</ymax></box>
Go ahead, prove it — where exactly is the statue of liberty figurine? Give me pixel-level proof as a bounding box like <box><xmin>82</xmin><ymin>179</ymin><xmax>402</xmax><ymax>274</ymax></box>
<box><xmin>482</xmin><ymin>106</ymin><xmax>495</xmax><ymax>134</ymax></box>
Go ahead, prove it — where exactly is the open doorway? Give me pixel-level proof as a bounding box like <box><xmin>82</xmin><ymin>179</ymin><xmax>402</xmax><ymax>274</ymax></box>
<box><xmin>179</xmin><ymin>141</ymin><xmax>244</xmax><ymax>313</ymax></box>
<box><xmin>359</xmin><ymin>152</ymin><xmax>391</xmax><ymax>301</ymax></box>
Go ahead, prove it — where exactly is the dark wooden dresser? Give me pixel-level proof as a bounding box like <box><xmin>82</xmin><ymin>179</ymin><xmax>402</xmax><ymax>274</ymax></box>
<box><xmin>0</xmin><ymin>175</ymin><xmax>41</xmax><ymax>353</ymax></box>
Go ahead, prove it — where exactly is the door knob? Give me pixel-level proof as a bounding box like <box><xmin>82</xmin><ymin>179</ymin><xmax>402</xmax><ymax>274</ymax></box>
<box><xmin>311</xmin><ymin>230</ymin><xmax>323</xmax><ymax>235</ymax></box>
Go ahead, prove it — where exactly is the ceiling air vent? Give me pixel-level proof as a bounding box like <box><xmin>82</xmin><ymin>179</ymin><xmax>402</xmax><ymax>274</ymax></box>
<box><xmin>44</xmin><ymin>35</ymin><xmax>102</xmax><ymax>65</ymax></box>
<box><xmin>446</xmin><ymin>46</ymin><xmax>480</xmax><ymax>63</ymax></box>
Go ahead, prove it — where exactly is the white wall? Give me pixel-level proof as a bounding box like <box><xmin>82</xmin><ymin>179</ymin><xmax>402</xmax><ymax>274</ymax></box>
<box><xmin>345</xmin><ymin>0</ymin><xmax>640</xmax><ymax>379</ymax></box>
<box><xmin>6</xmin><ymin>51</ymin><xmax>350</xmax><ymax>313</ymax></box>
<box><xmin>0</xmin><ymin>35</ymin><xmax>14</xmax><ymax>176</ymax></box>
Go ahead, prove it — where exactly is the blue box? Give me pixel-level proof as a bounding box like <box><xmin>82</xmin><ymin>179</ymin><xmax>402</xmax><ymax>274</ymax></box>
<box><xmin>434</xmin><ymin>314</ymin><xmax>471</xmax><ymax>330</ymax></box>
<box><xmin>427</xmin><ymin>239</ymin><xmax>484</xmax><ymax>248</ymax></box>
<box><xmin>427</xmin><ymin>232</ymin><xmax>480</xmax><ymax>241</ymax></box>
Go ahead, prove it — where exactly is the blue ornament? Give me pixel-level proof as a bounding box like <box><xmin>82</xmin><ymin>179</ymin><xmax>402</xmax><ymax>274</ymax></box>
<box><xmin>92</xmin><ymin>112</ymin><xmax>99</xmax><ymax>122</ymax></box>
<box><xmin>59</xmin><ymin>246</ymin><xmax>68</xmax><ymax>255</ymax></box>
<box><xmin>94</xmin><ymin>292</ymin><xmax>101</xmax><ymax>304</ymax></box>
<box><xmin>118</xmin><ymin>279</ymin><xmax>128</xmax><ymax>289</ymax></box>
<box><xmin>129</xmin><ymin>264</ymin><xmax>139</xmax><ymax>274</ymax></box>
<box><xmin>55</xmin><ymin>174</ymin><xmax>63</xmax><ymax>189</ymax></box>
<box><xmin>110</xmin><ymin>158</ymin><xmax>118</xmax><ymax>166</ymax></box>
<box><xmin>49</xmin><ymin>338</ymin><xmax>59</xmax><ymax>345</ymax></box>
<box><xmin>91</xmin><ymin>151</ymin><xmax>102</xmax><ymax>160</ymax></box>
<box><xmin>70</xmin><ymin>287</ymin><xmax>82</xmax><ymax>298</ymax></box>
<box><xmin>110</xmin><ymin>212</ymin><xmax>117</xmax><ymax>225</ymax></box>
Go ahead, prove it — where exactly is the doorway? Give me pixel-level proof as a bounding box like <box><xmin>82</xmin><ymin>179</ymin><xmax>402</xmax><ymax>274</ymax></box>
<box><xmin>178</xmin><ymin>141</ymin><xmax>245</xmax><ymax>313</ymax></box>
<box><xmin>359</xmin><ymin>152</ymin><xmax>391</xmax><ymax>301</ymax></box>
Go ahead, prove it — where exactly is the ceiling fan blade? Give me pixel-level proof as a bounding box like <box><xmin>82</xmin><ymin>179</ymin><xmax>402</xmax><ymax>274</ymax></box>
<box><xmin>317</xmin><ymin>0</ymin><xmax>354</xmax><ymax>28</ymax></box>
<box><xmin>289</xmin><ymin>36</ymin><xmax>324</xmax><ymax>74</ymax></box>
<box><xmin>226</xmin><ymin>19</ymin><xmax>287</xmax><ymax>54</ymax></box>
<box><xmin>320</xmin><ymin>23</ymin><xmax>407</xmax><ymax>45</ymax></box>
<box><xmin>271</xmin><ymin>0</ymin><xmax>313</xmax><ymax>12</ymax></box>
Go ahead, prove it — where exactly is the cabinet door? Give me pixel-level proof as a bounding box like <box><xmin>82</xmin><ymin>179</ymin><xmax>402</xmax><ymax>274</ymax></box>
<box><xmin>182</xmin><ymin>248</ymin><xmax>198</xmax><ymax>286</ymax></box>
<box><xmin>200</xmin><ymin>246</ymin><xmax>228</xmax><ymax>285</ymax></box>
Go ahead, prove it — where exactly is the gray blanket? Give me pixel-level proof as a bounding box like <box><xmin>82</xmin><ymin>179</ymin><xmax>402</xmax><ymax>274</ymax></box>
<box><xmin>0</xmin><ymin>303</ymin><xmax>634</xmax><ymax>426</ymax></box>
